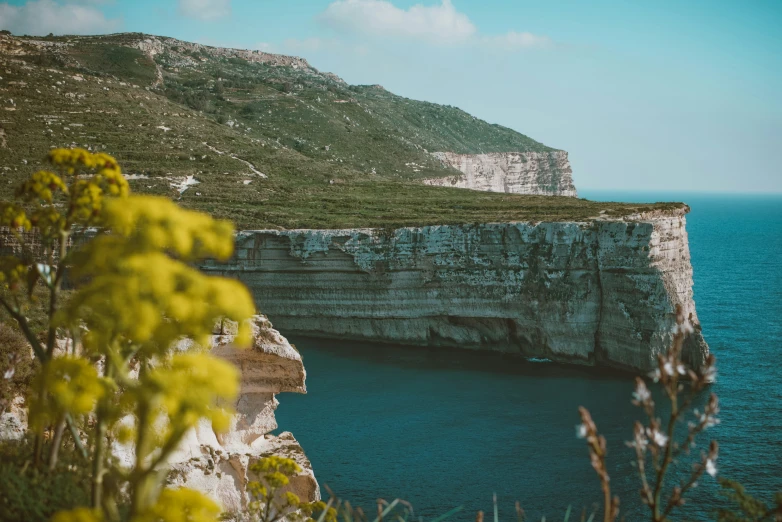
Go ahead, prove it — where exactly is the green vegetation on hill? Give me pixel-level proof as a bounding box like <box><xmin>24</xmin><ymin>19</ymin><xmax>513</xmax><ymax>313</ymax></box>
<box><xmin>0</xmin><ymin>32</ymin><xmax>682</xmax><ymax>230</ymax></box>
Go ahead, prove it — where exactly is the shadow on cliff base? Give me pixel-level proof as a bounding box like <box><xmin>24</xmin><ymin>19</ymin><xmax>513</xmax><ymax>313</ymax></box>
<box><xmin>286</xmin><ymin>335</ymin><xmax>633</xmax><ymax>382</ymax></box>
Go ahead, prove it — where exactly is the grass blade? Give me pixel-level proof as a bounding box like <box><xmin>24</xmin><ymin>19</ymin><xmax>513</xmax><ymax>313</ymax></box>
<box><xmin>373</xmin><ymin>498</ymin><xmax>401</xmax><ymax>522</ymax></box>
<box><xmin>430</xmin><ymin>506</ymin><xmax>464</xmax><ymax>522</ymax></box>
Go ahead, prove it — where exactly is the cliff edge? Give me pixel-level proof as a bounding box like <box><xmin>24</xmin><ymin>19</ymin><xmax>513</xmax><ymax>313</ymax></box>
<box><xmin>204</xmin><ymin>208</ymin><xmax>708</xmax><ymax>373</ymax></box>
<box><xmin>426</xmin><ymin>151</ymin><xmax>577</xmax><ymax>197</ymax></box>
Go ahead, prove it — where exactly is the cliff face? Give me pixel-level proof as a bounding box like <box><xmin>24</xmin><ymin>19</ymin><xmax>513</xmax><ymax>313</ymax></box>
<box><xmin>205</xmin><ymin>210</ymin><xmax>708</xmax><ymax>372</ymax></box>
<box><xmin>156</xmin><ymin>316</ymin><xmax>319</xmax><ymax>514</ymax></box>
<box><xmin>425</xmin><ymin>151</ymin><xmax>577</xmax><ymax>197</ymax></box>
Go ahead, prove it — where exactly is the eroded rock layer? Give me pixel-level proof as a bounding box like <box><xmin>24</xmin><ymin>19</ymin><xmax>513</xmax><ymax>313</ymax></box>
<box><xmin>426</xmin><ymin>151</ymin><xmax>577</xmax><ymax>197</ymax></box>
<box><xmin>163</xmin><ymin>316</ymin><xmax>319</xmax><ymax>514</ymax></box>
<box><xmin>205</xmin><ymin>210</ymin><xmax>708</xmax><ymax>372</ymax></box>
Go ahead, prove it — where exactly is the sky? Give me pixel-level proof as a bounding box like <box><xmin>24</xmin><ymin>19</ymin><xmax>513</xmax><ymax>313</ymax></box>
<box><xmin>1</xmin><ymin>0</ymin><xmax>781</xmax><ymax>193</ymax></box>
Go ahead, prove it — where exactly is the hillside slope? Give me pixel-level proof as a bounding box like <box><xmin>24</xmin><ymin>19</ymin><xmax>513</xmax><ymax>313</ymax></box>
<box><xmin>0</xmin><ymin>32</ymin><xmax>674</xmax><ymax>229</ymax></box>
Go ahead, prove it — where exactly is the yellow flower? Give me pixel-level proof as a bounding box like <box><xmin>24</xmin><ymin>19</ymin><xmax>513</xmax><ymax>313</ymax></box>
<box><xmin>128</xmin><ymin>353</ymin><xmax>239</xmax><ymax>452</ymax></box>
<box><xmin>0</xmin><ymin>256</ymin><xmax>26</xmax><ymax>287</ymax></box>
<box><xmin>29</xmin><ymin>357</ymin><xmax>106</xmax><ymax>428</ymax></box>
<box><xmin>3</xmin><ymin>149</ymin><xmax>260</xmax><ymax>521</ymax></box>
<box><xmin>285</xmin><ymin>491</ymin><xmax>301</xmax><ymax>507</ymax></box>
<box><xmin>250</xmin><ymin>455</ymin><xmax>302</xmax><ymax>476</ymax></box>
<box><xmin>0</xmin><ymin>203</ymin><xmax>31</xmax><ymax>230</ymax></box>
<box><xmin>100</xmin><ymin>196</ymin><xmax>235</xmax><ymax>261</ymax></box>
<box><xmin>16</xmin><ymin>170</ymin><xmax>68</xmax><ymax>203</ymax></box>
<box><xmin>51</xmin><ymin>508</ymin><xmax>103</xmax><ymax>522</ymax></box>
<box><xmin>133</xmin><ymin>488</ymin><xmax>221</xmax><ymax>522</ymax></box>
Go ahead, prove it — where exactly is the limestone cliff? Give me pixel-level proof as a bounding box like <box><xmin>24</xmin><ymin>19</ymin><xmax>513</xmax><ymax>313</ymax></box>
<box><xmin>204</xmin><ymin>209</ymin><xmax>708</xmax><ymax>372</ymax></box>
<box><xmin>161</xmin><ymin>316</ymin><xmax>319</xmax><ymax>514</ymax></box>
<box><xmin>425</xmin><ymin>151</ymin><xmax>577</xmax><ymax>197</ymax></box>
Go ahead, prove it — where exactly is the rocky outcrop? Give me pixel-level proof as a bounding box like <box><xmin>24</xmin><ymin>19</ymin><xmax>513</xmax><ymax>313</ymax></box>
<box><xmin>425</xmin><ymin>151</ymin><xmax>577</xmax><ymax>197</ymax></box>
<box><xmin>0</xmin><ymin>396</ymin><xmax>27</xmax><ymax>441</ymax></box>
<box><xmin>204</xmin><ymin>209</ymin><xmax>708</xmax><ymax>373</ymax></box>
<box><xmin>0</xmin><ymin>317</ymin><xmax>318</xmax><ymax>515</ymax></box>
<box><xmin>131</xmin><ymin>35</ymin><xmax>315</xmax><ymax>72</ymax></box>
<box><xmin>156</xmin><ymin>316</ymin><xmax>319</xmax><ymax>514</ymax></box>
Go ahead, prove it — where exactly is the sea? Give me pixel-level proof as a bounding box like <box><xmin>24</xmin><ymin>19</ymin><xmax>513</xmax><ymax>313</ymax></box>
<box><xmin>273</xmin><ymin>192</ymin><xmax>782</xmax><ymax>521</ymax></box>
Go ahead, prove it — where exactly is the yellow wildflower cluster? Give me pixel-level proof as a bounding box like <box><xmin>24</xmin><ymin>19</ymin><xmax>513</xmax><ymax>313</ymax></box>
<box><xmin>136</xmin><ymin>353</ymin><xmax>239</xmax><ymax>439</ymax></box>
<box><xmin>52</xmin><ymin>489</ymin><xmax>220</xmax><ymax>522</ymax></box>
<box><xmin>16</xmin><ymin>169</ymin><xmax>68</xmax><ymax>203</ymax></box>
<box><xmin>0</xmin><ymin>202</ymin><xmax>31</xmax><ymax>230</ymax></box>
<box><xmin>16</xmin><ymin>170</ymin><xmax>68</xmax><ymax>203</ymax></box>
<box><xmin>250</xmin><ymin>455</ymin><xmax>302</xmax><ymax>480</ymax></box>
<box><xmin>53</xmin><ymin>148</ymin><xmax>129</xmax><ymax>227</ymax></box>
<box><xmin>0</xmin><ymin>149</ymin><xmax>259</xmax><ymax>522</ymax></box>
<box><xmin>100</xmin><ymin>196</ymin><xmax>235</xmax><ymax>261</ymax></box>
<box><xmin>134</xmin><ymin>489</ymin><xmax>222</xmax><ymax>522</ymax></box>
<box><xmin>64</xmin><ymin>196</ymin><xmax>255</xmax><ymax>353</ymax></box>
<box><xmin>69</xmin><ymin>179</ymin><xmax>106</xmax><ymax>223</ymax></box>
<box><xmin>51</xmin><ymin>507</ymin><xmax>103</xmax><ymax>522</ymax></box>
<box><xmin>48</xmin><ymin>148</ymin><xmax>120</xmax><ymax>175</ymax></box>
<box><xmin>0</xmin><ymin>256</ymin><xmax>25</xmax><ymax>286</ymax></box>
<box><xmin>246</xmin><ymin>456</ymin><xmax>337</xmax><ymax>522</ymax></box>
<box><xmin>29</xmin><ymin>357</ymin><xmax>106</xmax><ymax>429</ymax></box>
<box><xmin>67</xmin><ymin>250</ymin><xmax>254</xmax><ymax>353</ymax></box>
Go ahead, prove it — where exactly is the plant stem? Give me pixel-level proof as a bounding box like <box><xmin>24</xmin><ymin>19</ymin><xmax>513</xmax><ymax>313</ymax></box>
<box><xmin>651</xmin><ymin>336</ymin><xmax>684</xmax><ymax>522</ymax></box>
<box><xmin>66</xmin><ymin>413</ymin><xmax>88</xmax><ymax>459</ymax></box>
<box><xmin>92</xmin><ymin>357</ymin><xmax>112</xmax><ymax>510</ymax></box>
<box><xmin>0</xmin><ymin>297</ymin><xmax>47</xmax><ymax>361</ymax></box>
<box><xmin>48</xmin><ymin>414</ymin><xmax>67</xmax><ymax>470</ymax></box>
<box><xmin>45</xmin><ymin>230</ymin><xmax>68</xmax><ymax>359</ymax></box>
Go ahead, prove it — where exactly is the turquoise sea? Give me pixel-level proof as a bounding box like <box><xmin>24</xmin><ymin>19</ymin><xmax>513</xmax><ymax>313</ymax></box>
<box><xmin>274</xmin><ymin>193</ymin><xmax>782</xmax><ymax>521</ymax></box>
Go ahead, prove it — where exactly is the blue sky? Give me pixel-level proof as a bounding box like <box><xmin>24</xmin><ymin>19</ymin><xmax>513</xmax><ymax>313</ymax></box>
<box><xmin>2</xmin><ymin>0</ymin><xmax>781</xmax><ymax>192</ymax></box>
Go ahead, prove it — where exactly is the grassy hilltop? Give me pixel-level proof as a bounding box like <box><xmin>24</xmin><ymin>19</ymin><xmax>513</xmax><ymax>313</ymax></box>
<box><xmin>0</xmin><ymin>32</ymin><xmax>681</xmax><ymax>229</ymax></box>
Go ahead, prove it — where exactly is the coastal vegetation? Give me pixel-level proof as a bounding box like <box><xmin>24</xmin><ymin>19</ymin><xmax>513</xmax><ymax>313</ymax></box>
<box><xmin>0</xmin><ymin>149</ymin><xmax>258</xmax><ymax>521</ymax></box>
<box><xmin>0</xmin><ymin>33</ymin><xmax>681</xmax><ymax>230</ymax></box>
<box><xmin>1</xmin><ymin>150</ymin><xmax>780</xmax><ymax>521</ymax></box>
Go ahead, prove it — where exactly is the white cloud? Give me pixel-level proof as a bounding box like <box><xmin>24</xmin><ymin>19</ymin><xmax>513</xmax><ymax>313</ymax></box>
<box><xmin>178</xmin><ymin>0</ymin><xmax>230</xmax><ymax>21</ymax></box>
<box><xmin>318</xmin><ymin>0</ymin><xmax>550</xmax><ymax>50</ymax></box>
<box><xmin>484</xmin><ymin>31</ymin><xmax>552</xmax><ymax>50</ymax></box>
<box><xmin>0</xmin><ymin>0</ymin><xmax>120</xmax><ymax>35</ymax></box>
<box><xmin>319</xmin><ymin>0</ymin><xmax>476</xmax><ymax>45</ymax></box>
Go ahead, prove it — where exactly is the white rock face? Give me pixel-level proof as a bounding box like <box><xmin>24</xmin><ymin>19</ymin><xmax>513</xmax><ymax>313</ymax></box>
<box><xmin>0</xmin><ymin>317</ymin><xmax>318</xmax><ymax>516</ymax></box>
<box><xmin>160</xmin><ymin>316</ymin><xmax>319</xmax><ymax>514</ymax></box>
<box><xmin>425</xmin><ymin>151</ymin><xmax>577</xmax><ymax>197</ymax></box>
<box><xmin>205</xmin><ymin>210</ymin><xmax>708</xmax><ymax>373</ymax></box>
<box><xmin>0</xmin><ymin>396</ymin><xmax>27</xmax><ymax>441</ymax></box>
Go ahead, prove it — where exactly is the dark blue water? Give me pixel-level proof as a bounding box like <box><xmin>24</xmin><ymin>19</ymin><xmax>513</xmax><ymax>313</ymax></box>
<box><xmin>274</xmin><ymin>193</ymin><xmax>782</xmax><ymax>521</ymax></box>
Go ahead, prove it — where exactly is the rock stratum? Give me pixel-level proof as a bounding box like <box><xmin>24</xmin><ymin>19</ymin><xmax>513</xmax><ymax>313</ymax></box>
<box><xmin>426</xmin><ymin>151</ymin><xmax>577</xmax><ymax>197</ymax></box>
<box><xmin>204</xmin><ymin>208</ymin><xmax>708</xmax><ymax>373</ymax></box>
<box><xmin>160</xmin><ymin>316</ymin><xmax>319</xmax><ymax>514</ymax></box>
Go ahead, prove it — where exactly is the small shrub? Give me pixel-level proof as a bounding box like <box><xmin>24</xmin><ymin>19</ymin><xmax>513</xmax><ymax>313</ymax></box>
<box><xmin>0</xmin><ymin>439</ymin><xmax>91</xmax><ymax>522</ymax></box>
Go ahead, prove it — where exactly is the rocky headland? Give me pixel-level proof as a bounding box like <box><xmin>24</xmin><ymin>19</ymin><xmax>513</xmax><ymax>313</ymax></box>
<box><xmin>426</xmin><ymin>151</ymin><xmax>577</xmax><ymax>197</ymax></box>
<box><xmin>203</xmin><ymin>207</ymin><xmax>708</xmax><ymax>373</ymax></box>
